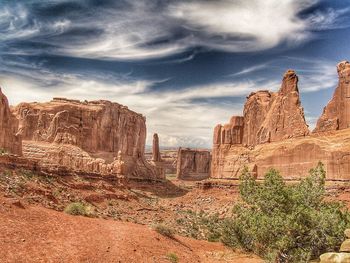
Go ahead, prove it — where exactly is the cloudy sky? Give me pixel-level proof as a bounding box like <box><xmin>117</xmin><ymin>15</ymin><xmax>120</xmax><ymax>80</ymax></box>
<box><xmin>1</xmin><ymin>0</ymin><xmax>350</xmax><ymax>148</ymax></box>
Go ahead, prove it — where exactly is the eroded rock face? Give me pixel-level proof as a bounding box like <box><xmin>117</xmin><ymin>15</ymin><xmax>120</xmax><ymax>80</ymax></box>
<box><xmin>256</xmin><ymin>70</ymin><xmax>309</xmax><ymax>144</ymax></box>
<box><xmin>0</xmin><ymin>88</ymin><xmax>22</xmax><ymax>155</ymax></box>
<box><xmin>14</xmin><ymin>98</ymin><xmax>146</xmax><ymax>158</ymax></box>
<box><xmin>314</xmin><ymin>61</ymin><xmax>350</xmax><ymax>132</ymax></box>
<box><xmin>211</xmin><ymin>67</ymin><xmax>350</xmax><ymax>180</ymax></box>
<box><xmin>176</xmin><ymin>148</ymin><xmax>211</xmax><ymax>180</ymax></box>
<box><xmin>12</xmin><ymin>98</ymin><xmax>164</xmax><ymax>180</ymax></box>
<box><xmin>242</xmin><ymin>90</ymin><xmax>273</xmax><ymax>146</ymax></box>
<box><xmin>241</xmin><ymin>70</ymin><xmax>309</xmax><ymax>146</ymax></box>
<box><xmin>214</xmin><ymin>116</ymin><xmax>244</xmax><ymax>145</ymax></box>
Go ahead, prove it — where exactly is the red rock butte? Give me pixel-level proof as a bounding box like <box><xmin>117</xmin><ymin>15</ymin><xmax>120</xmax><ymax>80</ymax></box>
<box><xmin>0</xmin><ymin>94</ymin><xmax>164</xmax><ymax>181</ymax></box>
<box><xmin>212</xmin><ymin>61</ymin><xmax>350</xmax><ymax>181</ymax></box>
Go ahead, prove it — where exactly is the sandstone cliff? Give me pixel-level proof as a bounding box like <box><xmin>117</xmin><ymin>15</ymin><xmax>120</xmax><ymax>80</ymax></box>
<box><xmin>211</xmin><ymin>65</ymin><xmax>350</xmax><ymax>180</ymax></box>
<box><xmin>12</xmin><ymin>98</ymin><xmax>164</xmax><ymax>180</ymax></box>
<box><xmin>314</xmin><ymin>61</ymin><xmax>350</xmax><ymax>132</ymax></box>
<box><xmin>176</xmin><ymin>148</ymin><xmax>211</xmax><ymax>180</ymax></box>
<box><xmin>0</xmin><ymin>88</ymin><xmax>22</xmax><ymax>155</ymax></box>
<box><xmin>14</xmin><ymin>98</ymin><xmax>146</xmax><ymax>158</ymax></box>
<box><xmin>214</xmin><ymin>70</ymin><xmax>309</xmax><ymax>149</ymax></box>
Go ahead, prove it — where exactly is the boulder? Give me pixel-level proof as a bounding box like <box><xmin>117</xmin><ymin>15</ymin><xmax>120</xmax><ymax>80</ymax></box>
<box><xmin>340</xmin><ymin>240</ymin><xmax>350</xmax><ymax>253</ymax></box>
<box><xmin>320</xmin><ymin>252</ymin><xmax>350</xmax><ymax>263</ymax></box>
<box><xmin>345</xmin><ymin>229</ymin><xmax>350</xmax><ymax>239</ymax></box>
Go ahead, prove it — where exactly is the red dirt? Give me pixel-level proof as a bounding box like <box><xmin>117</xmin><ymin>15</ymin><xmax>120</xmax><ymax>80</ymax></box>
<box><xmin>0</xmin><ymin>196</ymin><xmax>262</xmax><ymax>263</ymax></box>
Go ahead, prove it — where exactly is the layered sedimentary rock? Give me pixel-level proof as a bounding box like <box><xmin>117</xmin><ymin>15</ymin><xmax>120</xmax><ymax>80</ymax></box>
<box><xmin>314</xmin><ymin>61</ymin><xmax>350</xmax><ymax>132</ymax></box>
<box><xmin>212</xmin><ymin>130</ymin><xmax>350</xmax><ymax>180</ymax></box>
<box><xmin>14</xmin><ymin>98</ymin><xmax>146</xmax><ymax>157</ymax></box>
<box><xmin>0</xmin><ymin>88</ymin><xmax>22</xmax><ymax>155</ymax></box>
<box><xmin>12</xmin><ymin>98</ymin><xmax>164</xmax><ymax>180</ymax></box>
<box><xmin>211</xmin><ymin>67</ymin><xmax>350</xmax><ymax>180</ymax></box>
<box><xmin>176</xmin><ymin>148</ymin><xmax>211</xmax><ymax>180</ymax></box>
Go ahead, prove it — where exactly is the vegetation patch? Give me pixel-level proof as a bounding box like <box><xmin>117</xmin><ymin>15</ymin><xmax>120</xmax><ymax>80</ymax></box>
<box><xmin>176</xmin><ymin>210</ymin><xmax>222</xmax><ymax>242</ymax></box>
<box><xmin>154</xmin><ymin>224</ymin><xmax>175</xmax><ymax>238</ymax></box>
<box><xmin>64</xmin><ymin>202</ymin><xmax>93</xmax><ymax>217</ymax></box>
<box><xmin>166</xmin><ymin>252</ymin><xmax>179</xmax><ymax>263</ymax></box>
<box><xmin>221</xmin><ymin>163</ymin><xmax>350</xmax><ymax>262</ymax></box>
<box><xmin>0</xmin><ymin>148</ymin><xmax>8</xmax><ymax>155</ymax></box>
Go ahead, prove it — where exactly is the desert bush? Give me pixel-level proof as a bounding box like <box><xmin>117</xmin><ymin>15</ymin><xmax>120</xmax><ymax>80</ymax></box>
<box><xmin>154</xmin><ymin>224</ymin><xmax>175</xmax><ymax>238</ymax></box>
<box><xmin>176</xmin><ymin>210</ymin><xmax>223</xmax><ymax>241</ymax></box>
<box><xmin>0</xmin><ymin>148</ymin><xmax>7</xmax><ymax>155</ymax></box>
<box><xmin>221</xmin><ymin>163</ymin><xmax>350</xmax><ymax>262</ymax></box>
<box><xmin>166</xmin><ymin>252</ymin><xmax>179</xmax><ymax>263</ymax></box>
<box><xmin>64</xmin><ymin>202</ymin><xmax>92</xmax><ymax>216</ymax></box>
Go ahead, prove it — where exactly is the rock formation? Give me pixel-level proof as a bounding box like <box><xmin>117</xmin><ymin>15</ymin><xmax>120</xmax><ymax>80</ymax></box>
<box><xmin>212</xmin><ymin>65</ymin><xmax>350</xmax><ymax>180</ymax></box>
<box><xmin>12</xmin><ymin>98</ymin><xmax>164</xmax><ymax>180</ymax></box>
<box><xmin>0</xmin><ymin>88</ymin><xmax>22</xmax><ymax>155</ymax></box>
<box><xmin>149</xmin><ymin>133</ymin><xmax>165</xmax><ymax>178</ymax></box>
<box><xmin>152</xmin><ymin>133</ymin><xmax>161</xmax><ymax>162</ymax></box>
<box><xmin>314</xmin><ymin>61</ymin><xmax>350</xmax><ymax>132</ymax></box>
<box><xmin>14</xmin><ymin>98</ymin><xmax>146</xmax><ymax>157</ymax></box>
<box><xmin>320</xmin><ymin>229</ymin><xmax>350</xmax><ymax>262</ymax></box>
<box><xmin>176</xmin><ymin>148</ymin><xmax>211</xmax><ymax>180</ymax></box>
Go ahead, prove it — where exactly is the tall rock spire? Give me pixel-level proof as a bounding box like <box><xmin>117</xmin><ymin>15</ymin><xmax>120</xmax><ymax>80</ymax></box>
<box><xmin>314</xmin><ymin>61</ymin><xmax>350</xmax><ymax>132</ymax></box>
<box><xmin>152</xmin><ymin>133</ymin><xmax>161</xmax><ymax>162</ymax></box>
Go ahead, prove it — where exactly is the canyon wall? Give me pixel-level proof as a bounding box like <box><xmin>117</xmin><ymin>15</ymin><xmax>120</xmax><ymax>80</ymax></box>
<box><xmin>12</xmin><ymin>98</ymin><xmax>164</xmax><ymax>180</ymax></box>
<box><xmin>0</xmin><ymin>88</ymin><xmax>22</xmax><ymax>155</ymax></box>
<box><xmin>176</xmin><ymin>148</ymin><xmax>211</xmax><ymax>180</ymax></box>
<box><xmin>212</xmin><ymin>63</ymin><xmax>350</xmax><ymax>180</ymax></box>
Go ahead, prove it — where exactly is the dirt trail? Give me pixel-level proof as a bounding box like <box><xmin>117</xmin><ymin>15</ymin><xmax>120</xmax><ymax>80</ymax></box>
<box><xmin>0</xmin><ymin>197</ymin><xmax>261</xmax><ymax>263</ymax></box>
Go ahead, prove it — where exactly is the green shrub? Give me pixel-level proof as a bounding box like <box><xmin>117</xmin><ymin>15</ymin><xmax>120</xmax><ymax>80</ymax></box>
<box><xmin>0</xmin><ymin>148</ymin><xmax>7</xmax><ymax>155</ymax></box>
<box><xmin>64</xmin><ymin>202</ymin><xmax>92</xmax><ymax>216</ymax></box>
<box><xmin>221</xmin><ymin>163</ymin><xmax>350</xmax><ymax>262</ymax></box>
<box><xmin>154</xmin><ymin>224</ymin><xmax>175</xmax><ymax>238</ymax></box>
<box><xmin>166</xmin><ymin>253</ymin><xmax>179</xmax><ymax>263</ymax></box>
<box><xmin>176</xmin><ymin>210</ymin><xmax>223</xmax><ymax>241</ymax></box>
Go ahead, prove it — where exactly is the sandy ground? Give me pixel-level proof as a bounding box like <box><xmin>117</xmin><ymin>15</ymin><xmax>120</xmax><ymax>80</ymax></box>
<box><xmin>0</xmin><ymin>196</ymin><xmax>261</xmax><ymax>263</ymax></box>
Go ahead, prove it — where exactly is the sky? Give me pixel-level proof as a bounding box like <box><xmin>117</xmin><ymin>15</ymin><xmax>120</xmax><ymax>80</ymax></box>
<box><xmin>1</xmin><ymin>0</ymin><xmax>350</xmax><ymax>148</ymax></box>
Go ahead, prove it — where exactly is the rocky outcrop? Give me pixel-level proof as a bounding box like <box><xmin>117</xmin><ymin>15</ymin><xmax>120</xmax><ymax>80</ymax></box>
<box><xmin>0</xmin><ymin>88</ymin><xmax>22</xmax><ymax>155</ymax></box>
<box><xmin>12</xmin><ymin>98</ymin><xmax>164</xmax><ymax>180</ymax></box>
<box><xmin>314</xmin><ymin>61</ymin><xmax>350</xmax><ymax>132</ymax></box>
<box><xmin>320</xmin><ymin>229</ymin><xmax>350</xmax><ymax>262</ymax></box>
<box><xmin>241</xmin><ymin>70</ymin><xmax>309</xmax><ymax>146</ymax></box>
<box><xmin>177</xmin><ymin>148</ymin><xmax>211</xmax><ymax>180</ymax></box>
<box><xmin>212</xmin><ymin>65</ymin><xmax>350</xmax><ymax>180</ymax></box>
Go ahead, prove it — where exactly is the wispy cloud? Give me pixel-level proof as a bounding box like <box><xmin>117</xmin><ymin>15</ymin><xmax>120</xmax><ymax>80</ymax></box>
<box><xmin>0</xmin><ymin>0</ymin><xmax>347</xmax><ymax>60</ymax></box>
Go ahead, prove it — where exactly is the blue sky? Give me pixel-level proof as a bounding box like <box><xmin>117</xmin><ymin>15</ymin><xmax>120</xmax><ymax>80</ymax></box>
<box><xmin>1</xmin><ymin>0</ymin><xmax>350</xmax><ymax>148</ymax></box>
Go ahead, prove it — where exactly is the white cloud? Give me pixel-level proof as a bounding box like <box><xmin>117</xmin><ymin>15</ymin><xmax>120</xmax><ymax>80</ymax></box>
<box><xmin>0</xmin><ymin>68</ymin><xmax>277</xmax><ymax>147</ymax></box>
<box><xmin>0</xmin><ymin>0</ymin><xmax>345</xmax><ymax>60</ymax></box>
